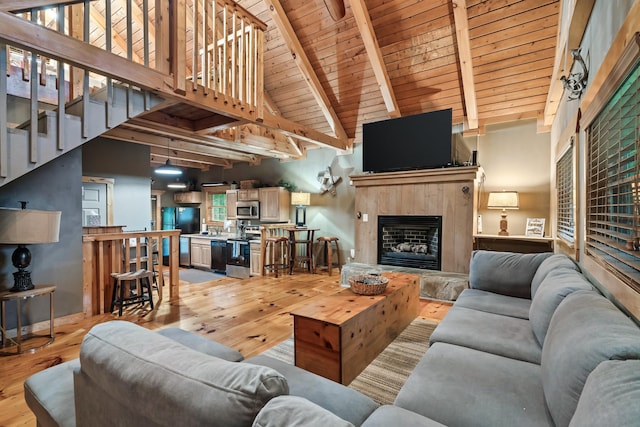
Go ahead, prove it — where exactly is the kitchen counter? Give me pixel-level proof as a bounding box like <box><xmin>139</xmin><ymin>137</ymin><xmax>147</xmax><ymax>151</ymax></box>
<box><xmin>182</xmin><ymin>233</ymin><xmax>236</xmax><ymax>241</ymax></box>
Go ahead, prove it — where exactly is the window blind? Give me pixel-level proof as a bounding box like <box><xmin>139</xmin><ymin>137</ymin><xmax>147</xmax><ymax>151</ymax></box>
<box><xmin>557</xmin><ymin>143</ymin><xmax>574</xmax><ymax>243</ymax></box>
<box><xmin>586</xmin><ymin>61</ymin><xmax>640</xmax><ymax>292</ymax></box>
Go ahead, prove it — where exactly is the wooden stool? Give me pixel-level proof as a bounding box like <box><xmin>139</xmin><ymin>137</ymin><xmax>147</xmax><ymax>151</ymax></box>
<box><xmin>317</xmin><ymin>236</ymin><xmax>341</xmax><ymax>276</ymax></box>
<box><xmin>289</xmin><ymin>228</ymin><xmax>317</xmax><ymax>274</ymax></box>
<box><xmin>110</xmin><ymin>269</ymin><xmax>154</xmax><ymax>316</ymax></box>
<box><xmin>263</xmin><ymin>236</ymin><xmax>290</xmax><ymax>278</ymax></box>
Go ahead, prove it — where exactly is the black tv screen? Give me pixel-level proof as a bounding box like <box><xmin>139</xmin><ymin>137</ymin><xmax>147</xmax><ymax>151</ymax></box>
<box><xmin>362</xmin><ymin>108</ymin><xmax>452</xmax><ymax>173</ymax></box>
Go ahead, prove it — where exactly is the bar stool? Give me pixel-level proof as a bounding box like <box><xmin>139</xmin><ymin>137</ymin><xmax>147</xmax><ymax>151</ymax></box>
<box><xmin>317</xmin><ymin>236</ymin><xmax>341</xmax><ymax>276</ymax></box>
<box><xmin>263</xmin><ymin>236</ymin><xmax>290</xmax><ymax>278</ymax></box>
<box><xmin>289</xmin><ymin>228</ymin><xmax>317</xmax><ymax>274</ymax></box>
<box><xmin>110</xmin><ymin>269</ymin><xmax>154</xmax><ymax>316</ymax></box>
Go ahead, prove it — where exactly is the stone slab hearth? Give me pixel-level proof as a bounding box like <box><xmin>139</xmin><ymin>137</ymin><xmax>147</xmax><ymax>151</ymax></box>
<box><xmin>341</xmin><ymin>262</ymin><xmax>469</xmax><ymax>301</ymax></box>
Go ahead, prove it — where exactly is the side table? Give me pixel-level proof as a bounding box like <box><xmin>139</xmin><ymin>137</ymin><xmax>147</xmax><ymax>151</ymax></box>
<box><xmin>0</xmin><ymin>285</ymin><xmax>56</xmax><ymax>355</ymax></box>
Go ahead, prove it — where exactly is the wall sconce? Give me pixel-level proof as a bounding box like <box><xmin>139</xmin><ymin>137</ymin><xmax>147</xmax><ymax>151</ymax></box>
<box><xmin>487</xmin><ymin>191</ymin><xmax>519</xmax><ymax>236</ymax></box>
<box><xmin>0</xmin><ymin>202</ymin><xmax>61</xmax><ymax>291</ymax></box>
<box><xmin>560</xmin><ymin>48</ymin><xmax>589</xmax><ymax>100</ymax></box>
<box><xmin>291</xmin><ymin>192</ymin><xmax>311</xmax><ymax>227</ymax></box>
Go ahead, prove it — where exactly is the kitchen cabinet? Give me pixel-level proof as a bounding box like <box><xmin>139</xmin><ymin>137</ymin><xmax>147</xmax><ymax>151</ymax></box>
<box><xmin>174</xmin><ymin>191</ymin><xmax>203</xmax><ymax>204</ymax></box>
<box><xmin>226</xmin><ymin>190</ymin><xmax>238</xmax><ymax>220</ymax></box>
<box><xmin>250</xmin><ymin>241</ymin><xmax>261</xmax><ymax>276</ymax></box>
<box><xmin>259</xmin><ymin>187</ymin><xmax>291</xmax><ymax>222</ymax></box>
<box><xmin>238</xmin><ymin>189</ymin><xmax>260</xmax><ymax>200</ymax></box>
<box><xmin>190</xmin><ymin>237</ymin><xmax>211</xmax><ymax>269</ymax></box>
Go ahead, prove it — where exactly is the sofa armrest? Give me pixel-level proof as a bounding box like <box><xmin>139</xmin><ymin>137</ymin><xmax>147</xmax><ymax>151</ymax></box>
<box><xmin>253</xmin><ymin>396</ymin><xmax>355</xmax><ymax>427</ymax></box>
<box><xmin>469</xmin><ymin>250</ymin><xmax>552</xmax><ymax>298</ymax></box>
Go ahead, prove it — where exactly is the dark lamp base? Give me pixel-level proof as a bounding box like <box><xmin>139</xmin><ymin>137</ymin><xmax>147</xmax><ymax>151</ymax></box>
<box><xmin>11</xmin><ymin>269</ymin><xmax>34</xmax><ymax>292</ymax></box>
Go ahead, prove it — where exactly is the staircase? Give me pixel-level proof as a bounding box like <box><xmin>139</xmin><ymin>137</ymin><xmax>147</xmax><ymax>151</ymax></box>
<box><xmin>1</xmin><ymin>84</ymin><xmax>165</xmax><ymax>187</ymax></box>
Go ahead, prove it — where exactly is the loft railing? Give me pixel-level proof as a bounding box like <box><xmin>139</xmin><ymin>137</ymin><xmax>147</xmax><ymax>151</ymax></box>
<box><xmin>0</xmin><ymin>0</ymin><xmax>265</xmax><ymax>178</ymax></box>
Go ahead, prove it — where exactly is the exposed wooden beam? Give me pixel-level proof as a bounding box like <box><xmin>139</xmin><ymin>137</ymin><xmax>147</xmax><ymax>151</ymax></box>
<box><xmin>348</xmin><ymin>0</ymin><xmax>400</xmax><ymax>118</ymax></box>
<box><xmin>0</xmin><ymin>0</ymin><xmax>88</xmax><ymax>13</ymax></box>
<box><xmin>149</xmin><ymin>146</ymin><xmax>228</xmax><ymax>167</ymax></box>
<box><xmin>260</xmin><ymin>110</ymin><xmax>349</xmax><ymax>150</ymax></box>
<box><xmin>122</xmin><ymin>119</ymin><xmax>298</xmax><ymax>159</ymax></box>
<box><xmin>106</xmin><ymin>126</ymin><xmax>260</xmax><ymax>164</ymax></box>
<box><xmin>263</xmin><ymin>0</ymin><xmax>348</xmax><ymax>141</ymax></box>
<box><xmin>451</xmin><ymin>0</ymin><xmax>478</xmax><ymax>130</ymax></box>
<box><xmin>322</xmin><ymin>0</ymin><xmax>345</xmax><ymax>21</ymax></box>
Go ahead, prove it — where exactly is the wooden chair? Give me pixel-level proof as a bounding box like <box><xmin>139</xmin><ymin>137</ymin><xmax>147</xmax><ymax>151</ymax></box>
<box><xmin>109</xmin><ymin>269</ymin><xmax>154</xmax><ymax>316</ymax></box>
<box><xmin>263</xmin><ymin>236</ymin><xmax>290</xmax><ymax>278</ymax></box>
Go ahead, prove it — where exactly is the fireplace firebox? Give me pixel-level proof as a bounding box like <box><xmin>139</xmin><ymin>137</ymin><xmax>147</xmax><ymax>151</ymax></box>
<box><xmin>377</xmin><ymin>215</ymin><xmax>442</xmax><ymax>270</ymax></box>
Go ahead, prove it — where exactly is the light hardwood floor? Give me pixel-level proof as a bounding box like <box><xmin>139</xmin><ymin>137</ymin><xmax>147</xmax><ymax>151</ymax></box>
<box><xmin>0</xmin><ymin>270</ymin><xmax>451</xmax><ymax>426</ymax></box>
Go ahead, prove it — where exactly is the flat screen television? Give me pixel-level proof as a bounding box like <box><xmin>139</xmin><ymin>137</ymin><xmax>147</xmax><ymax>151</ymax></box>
<box><xmin>362</xmin><ymin>108</ymin><xmax>452</xmax><ymax>173</ymax></box>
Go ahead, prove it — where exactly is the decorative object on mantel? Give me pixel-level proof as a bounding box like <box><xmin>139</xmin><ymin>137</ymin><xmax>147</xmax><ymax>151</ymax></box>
<box><xmin>0</xmin><ymin>202</ymin><xmax>61</xmax><ymax>292</ymax></box>
<box><xmin>487</xmin><ymin>191</ymin><xmax>519</xmax><ymax>236</ymax></box>
<box><xmin>291</xmin><ymin>192</ymin><xmax>311</xmax><ymax>227</ymax></box>
<box><xmin>317</xmin><ymin>166</ymin><xmax>342</xmax><ymax>196</ymax></box>
<box><xmin>348</xmin><ymin>274</ymin><xmax>389</xmax><ymax>295</ymax></box>
<box><xmin>560</xmin><ymin>48</ymin><xmax>589</xmax><ymax>100</ymax></box>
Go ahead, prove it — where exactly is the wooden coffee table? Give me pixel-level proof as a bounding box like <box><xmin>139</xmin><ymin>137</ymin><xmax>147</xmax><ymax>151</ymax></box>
<box><xmin>291</xmin><ymin>272</ymin><xmax>420</xmax><ymax>384</ymax></box>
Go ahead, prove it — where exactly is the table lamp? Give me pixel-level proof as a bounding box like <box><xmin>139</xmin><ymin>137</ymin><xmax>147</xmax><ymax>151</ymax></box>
<box><xmin>0</xmin><ymin>202</ymin><xmax>61</xmax><ymax>292</ymax></box>
<box><xmin>291</xmin><ymin>192</ymin><xmax>311</xmax><ymax>227</ymax></box>
<box><xmin>487</xmin><ymin>191</ymin><xmax>519</xmax><ymax>236</ymax></box>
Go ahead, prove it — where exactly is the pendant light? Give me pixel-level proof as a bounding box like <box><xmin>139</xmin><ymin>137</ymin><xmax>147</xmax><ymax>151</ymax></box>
<box><xmin>155</xmin><ymin>141</ymin><xmax>182</xmax><ymax>176</ymax></box>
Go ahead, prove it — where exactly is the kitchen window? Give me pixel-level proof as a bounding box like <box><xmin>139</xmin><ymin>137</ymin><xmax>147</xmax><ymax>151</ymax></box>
<box><xmin>206</xmin><ymin>191</ymin><xmax>227</xmax><ymax>224</ymax></box>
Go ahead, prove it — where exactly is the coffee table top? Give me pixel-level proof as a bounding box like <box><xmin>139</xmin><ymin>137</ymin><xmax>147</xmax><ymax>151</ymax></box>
<box><xmin>290</xmin><ymin>272</ymin><xmax>418</xmax><ymax>325</ymax></box>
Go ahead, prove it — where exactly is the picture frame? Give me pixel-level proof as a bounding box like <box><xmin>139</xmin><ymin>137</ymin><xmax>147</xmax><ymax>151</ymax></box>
<box><xmin>525</xmin><ymin>218</ymin><xmax>546</xmax><ymax>237</ymax></box>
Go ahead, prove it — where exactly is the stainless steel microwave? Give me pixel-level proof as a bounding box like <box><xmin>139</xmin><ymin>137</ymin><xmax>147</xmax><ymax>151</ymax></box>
<box><xmin>236</xmin><ymin>200</ymin><xmax>260</xmax><ymax>220</ymax></box>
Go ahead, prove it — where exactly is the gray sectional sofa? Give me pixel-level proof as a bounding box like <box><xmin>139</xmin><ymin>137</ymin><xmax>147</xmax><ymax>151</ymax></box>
<box><xmin>24</xmin><ymin>251</ymin><xmax>640</xmax><ymax>426</ymax></box>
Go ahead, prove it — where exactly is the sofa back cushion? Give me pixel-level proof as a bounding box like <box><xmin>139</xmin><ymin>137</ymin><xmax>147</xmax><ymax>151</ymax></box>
<box><xmin>252</xmin><ymin>396</ymin><xmax>355</xmax><ymax>427</ymax></box>
<box><xmin>569</xmin><ymin>360</ymin><xmax>640</xmax><ymax>427</ymax></box>
<box><xmin>529</xmin><ymin>269</ymin><xmax>594</xmax><ymax>346</ymax></box>
<box><xmin>469</xmin><ymin>250</ymin><xmax>552</xmax><ymax>299</ymax></box>
<box><xmin>541</xmin><ymin>291</ymin><xmax>640</xmax><ymax>427</ymax></box>
<box><xmin>75</xmin><ymin>321</ymin><xmax>288</xmax><ymax>427</ymax></box>
<box><xmin>531</xmin><ymin>254</ymin><xmax>580</xmax><ymax>297</ymax></box>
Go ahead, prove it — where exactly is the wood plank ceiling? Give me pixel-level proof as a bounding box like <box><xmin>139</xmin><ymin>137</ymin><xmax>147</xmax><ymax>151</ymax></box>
<box><xmin>18</xmin><ymin>0</ymin><xmax>561</xmax><ymax>170</ymax></box>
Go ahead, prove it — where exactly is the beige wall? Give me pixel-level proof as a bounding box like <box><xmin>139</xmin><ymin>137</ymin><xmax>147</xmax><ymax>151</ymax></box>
<box><xmin>470</xmin><ymin>119</ymin><xmax>551</xmax><ymax>237</ymax></box>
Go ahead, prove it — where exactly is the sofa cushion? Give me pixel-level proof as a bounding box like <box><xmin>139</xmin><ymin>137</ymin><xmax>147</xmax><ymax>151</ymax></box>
<box><xmin>252</xmin><ymin>396</ymin><xmax>354</xmax><ymax>427</ymax></box>
<box><xmin>395</xmin><ymin>342</ymin><xmax>553</xmax><ymax>427</ymax></box>
<box><xmin>24</xmin><ymin>359</ymin><xmax>79</xmax><ymax>427</ymax></box>
<box><xmin>156</xmin><ymin>327</ymin><xmax>244</xmax><ymax>361</ymax></box>
<box><xmin>429</xmin><ymin>305</ymin><xmax>542</xmax><ymax>364</ymax></box>
<box><xmin>530</xmin><ymin>254</ymin><xmax>579</xmax><ymax>297</ymax></box>
<box><xmin>529</xmin><ymin>268</ymin><xmax>594</xmax><ymax>346</ymax></box>
<box><xmin>76</xmin><ymin>321</ymin><xmax>288</xmax><ymax>427</ymax></box>
<box><xmin>362</xmin><ymin>405</ymin><xmax>447</xmax><ymax>427</ymax></box>
<box><xmin>454</xmin><ymin>288</ymin><xmax>531</xmax><ymax>319</ymax></box>
<box><xmin>569</xmin><ymin>360</ymin><xmax>640</xmax><ymax>427</ymax></box>
<box><xmin>469</xmin><ymin>250</ymin><xmax>552</xmax><ymax>298</ymax></box>
<box><xmin>541</xmin><ymin>291</ymin><xmax>640</xmax><ymax>427</ymax></box>
<box><xmin>245</xmin><ymin>354</ymin><xmax>377</xmax><ymax>426</ymax></box>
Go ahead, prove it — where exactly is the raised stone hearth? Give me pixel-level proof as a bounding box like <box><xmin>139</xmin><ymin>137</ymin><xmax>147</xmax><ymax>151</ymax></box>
<box><xmin>341</xmin><ymin>262</ymin><xmax>469</xmax><ymax>301</ymax></box>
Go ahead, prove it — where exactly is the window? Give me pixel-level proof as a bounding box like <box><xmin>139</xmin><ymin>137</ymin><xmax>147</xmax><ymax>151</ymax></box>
<box><xmin>209</xmin><ymin>192</ymin><xmax>227</xmax><ymax>222</ymax></box>
<box><xmin>556</xmin><ymin>141</ymin><xmax>575</xmax><ymax>243</ymax></box>
<box><xmin>586</xmin><ymin>60</ymin><xmax>640</xmax><ymax>292</ymax></box>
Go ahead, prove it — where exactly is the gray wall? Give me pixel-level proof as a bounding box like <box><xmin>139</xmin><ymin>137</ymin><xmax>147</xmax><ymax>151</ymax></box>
<box><xmin>0</xmin><ymin>148</ymin><xmax>83</xmax><ymax>328</ymax></box>
<box><xmin>83</xmin><ymin>137</ymin><xmax>152</xmax><ymax>231</ymax></box>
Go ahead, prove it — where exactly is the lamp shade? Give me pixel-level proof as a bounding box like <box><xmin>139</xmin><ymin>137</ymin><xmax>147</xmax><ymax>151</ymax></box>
<box><xmin>0</xmin><ymin>208</ymin><xmax>61</xmax><ymax>244</ymax></box>
<box><xmin>487</xmin><ymin>191</ymin><xmax>519</xmax><ymax>209</ymax></box>
<box><xmin>155</xmin><ymin>159</ymin><xmax>182</xmax><ymax>176</ymax></box>
<box><xmin>291</xmin><ymin>192</ymin><xmax>311</xmax><ymax>206</ymax></box>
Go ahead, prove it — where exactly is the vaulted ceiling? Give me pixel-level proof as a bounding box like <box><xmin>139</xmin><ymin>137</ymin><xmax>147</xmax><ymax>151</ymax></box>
<box><xmin>6</xmin><ymin>0</ymin><xmax>561</xmax><ymax>170</ymax></box>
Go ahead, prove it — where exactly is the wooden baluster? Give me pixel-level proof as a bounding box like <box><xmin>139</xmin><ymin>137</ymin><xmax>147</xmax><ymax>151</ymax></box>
<box><xmin>105</xmin><ymin>0</ymin><xmax>113</xmax><ymax>128</ymax></box>
<box><xmin>0</xmin><ymin>43</ymin><xmax>7</xmax><ymax>178</ymax></box>
<box><xmin>211</xmin><ymin>0</ymin><xmax>217</xmax><ymax>97</ymax></box>
<box><xmin>201</xmin><ymin>0</ymin><xmax>209</xmax><ymax>94</ymax></box>
<box><xmin>56</xmin><ymin>4</ymin><xmax>65</xmax><ymax>150</ymax></box>
<box><xmin>222</xmin><ymin>5</ymin><xmax>227</xmax><ymax>97</ymax></box>
<box><xmin>230</xmin><ymin>8</ymin><xmax>236</xmax><ymax>103</ymax></box>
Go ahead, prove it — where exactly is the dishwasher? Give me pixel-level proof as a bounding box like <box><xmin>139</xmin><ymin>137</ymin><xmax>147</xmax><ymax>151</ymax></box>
<box><xmin>211</xmin><ymin>240</ymin><xmax>227</xmax><ymax>274</ymax></box>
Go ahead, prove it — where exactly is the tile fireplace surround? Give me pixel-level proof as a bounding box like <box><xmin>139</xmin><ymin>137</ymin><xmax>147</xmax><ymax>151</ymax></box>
<box><xmin>351</xmin><ymin>166</ymin><xmax>483</xmax><ymax>274</ymax></box>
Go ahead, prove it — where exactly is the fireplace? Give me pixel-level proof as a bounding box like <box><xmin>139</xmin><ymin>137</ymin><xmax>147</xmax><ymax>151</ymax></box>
<box><xmin>377</xmin><ymin>215</ymin><xmax>442</xmax><ymax>270</ymax></box>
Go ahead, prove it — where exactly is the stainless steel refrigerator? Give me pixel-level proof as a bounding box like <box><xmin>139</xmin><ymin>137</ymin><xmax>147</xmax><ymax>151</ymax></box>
<box><xmin>161</xmin><ymin>207</ymin><xmax>200</xmax><ymax>266</ymax></box>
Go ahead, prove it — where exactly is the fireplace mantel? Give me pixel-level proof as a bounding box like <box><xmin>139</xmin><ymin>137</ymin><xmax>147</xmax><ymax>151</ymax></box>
<box><xmin>351</xmin><ymin>167</ymin><xmax>483</xmax><ymax>274</ymax></box>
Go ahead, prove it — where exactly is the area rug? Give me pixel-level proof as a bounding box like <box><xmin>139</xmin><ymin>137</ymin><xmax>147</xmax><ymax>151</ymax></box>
<box><xmin>164</xmin><ymin>269</ymin><xmax>226</xmax><ymax>284</ymax></box>
<box><xmin>261</xmin><ymin>318</ymin><xmax>437</xmax><ymax>405</ymax></box>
